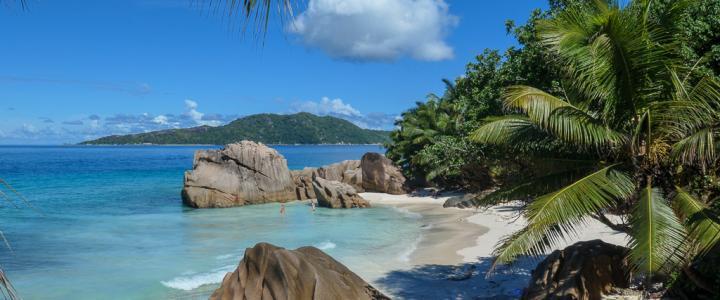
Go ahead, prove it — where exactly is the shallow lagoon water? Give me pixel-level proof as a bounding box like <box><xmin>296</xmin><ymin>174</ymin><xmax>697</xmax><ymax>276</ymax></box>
<box><xmin>0</xmin><ymin>145</ymin><xmax>424</xmax><ymax>299</ymax></box>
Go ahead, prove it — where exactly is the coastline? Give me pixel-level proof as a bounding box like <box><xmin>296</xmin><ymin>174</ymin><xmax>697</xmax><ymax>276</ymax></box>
<box><xmin>362</xmin><ymin>192</ymin><xmax>630</xmax><ymax>299</ymax></box>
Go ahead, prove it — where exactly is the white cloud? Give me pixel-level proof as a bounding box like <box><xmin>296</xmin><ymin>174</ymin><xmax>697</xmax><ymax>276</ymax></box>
<box><xmin>184</xmin><ymin>99</ymin><xmax>222</xmax><ymax>126</ymax></box>
<box><xmin>288</xmin><ymin>0</ymin><xmax>457</xmax><ymax>61</ymax></box>
<box><xmin>153</xmin><ymin>115</ymin><xmax>169</xmax><ymax>125</ymax></box>
<box><xmin>292</xmin><ymin>97</ymin><xmax>362</xmax><ymax>117</ymax></box>
<box><xmin>291</xmin><ymin>97</ymin><xmax>397</xmax><ymax>130</ymax></box>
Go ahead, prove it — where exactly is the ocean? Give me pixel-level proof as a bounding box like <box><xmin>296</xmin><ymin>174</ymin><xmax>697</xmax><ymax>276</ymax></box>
<box><xmin>0</xmin><ymin>145</ymin><xmax>425</xmax><ymax>299</ymax></box>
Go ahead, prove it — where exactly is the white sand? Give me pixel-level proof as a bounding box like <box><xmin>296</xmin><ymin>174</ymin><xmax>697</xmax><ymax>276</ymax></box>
<box><xmin>361</xmin><ymin>192</ymin><xmax>630</xmax><ymax>299</ymax></box>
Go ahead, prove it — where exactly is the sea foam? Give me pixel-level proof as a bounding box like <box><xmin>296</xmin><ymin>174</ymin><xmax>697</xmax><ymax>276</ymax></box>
<box><xmin>398</xmin><ymin>235</ymin><xmax>423</xmax><ymax>262</ymax></box>
<box><xmin>391</xmin><ymin>206</ymin><xmax>423</xmax><ymax>219</ymax></box>
<box><xmin>314</xmin><ymin>241</ymin><xmax>337</xmax><ymax>250</ymax></box>
<box><xmin>161</xmin><ymin>265</ymin><xmax>235</xmax><ymax>291</ymax></box>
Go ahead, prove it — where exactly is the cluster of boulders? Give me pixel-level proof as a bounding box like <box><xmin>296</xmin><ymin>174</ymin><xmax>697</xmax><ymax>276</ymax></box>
<box><xmin>182</xmin><ymin>141</ymin><xmax>408</xmax><ymax>209</ymax></box>
<box><xmin>211</xmin><ymin>242</ymin><xmax>389</xmax><ymax>300</ymax></box>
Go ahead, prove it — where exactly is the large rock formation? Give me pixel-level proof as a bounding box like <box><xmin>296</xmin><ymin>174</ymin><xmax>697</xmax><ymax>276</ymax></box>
<box><xmin>182</xmin><ymin>141</ymin><xmax>297</xmax><ymax>208</ymax></box>
<box><xmin>522</xmin><ymin>240</ymin><xmax>630</xmax><ymax>300</ymax></box>
<box><xmin>312</xmin><ymin>176</ymin><xmax>370</xmax><ymax>209</ymax></box>
<box><xmin>182</xmin><ymin>142</ymin><xmax>409</xmax><ymax>208</ymax></box>
<box><xmin>361</xmin><ymin>152</ymin><xmax>408</xmax><ymax>195</ymax></box>
<box><xmin>211</xmin><ymin>242</ymin><xmax>390</xmax><ymax>300</ymax></box>
<box><xmin>291</xmin><ymin>160</ymin><xmax>363</xmax><ymax>201</ymax></box>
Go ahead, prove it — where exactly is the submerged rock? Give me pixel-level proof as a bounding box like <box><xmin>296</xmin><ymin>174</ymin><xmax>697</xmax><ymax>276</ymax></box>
<box><xmin>182</xmin><ymin>141</ymin><xmax>297</xmax><ymax>208</ymax></box>
<box><xmin>312</xmin><ymin>176</ymin><xmax>369</xmax><ymax>209</ymax></box>
<box><xmin>522</xmin><ymin>239</ymin><xmax>630</xmax><ymax>300</ymax></box>
<box><xmin>361</xmin><ymin>152</ymin><xmax>408</xmax><ymax>195</ymax></box>
<box><xmin>210</xmin><ymin>242</ymin><xmax>389</xmax><ymax>300</ymax></box>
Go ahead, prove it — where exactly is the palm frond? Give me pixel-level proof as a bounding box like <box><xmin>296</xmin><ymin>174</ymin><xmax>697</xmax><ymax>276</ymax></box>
<box><xmin>491</xmin><ymin>165</ymin><xmax>633</xmax><ymax>267</ymax></box>
<box><xmin>503</xmin><ymin>86</ymin><xmax>573</xmax><ymax>127</ymax></box>
<box><xmin>671</xmin><ymin>127</ymin><xmax>717</xmax><ymax>168</ymax></box>
<box><xmin>673</xmin><ymin>188</ymin><xmax>720</xmax><ymax>257</ymax></box>
<box><xmin>628</xmin><ymin>185</ymin><xmax>686</xmax><ymax>275</ymax></box>
<box><xmin>474</xmin><ymin>162</ymin><xmax>596</xmax><ymax>207</ymax></box>
<box><xmin>547</xmin><ymin>106</ymin><xmax>627</xmax><ymax>148</ymax></box>
<box><xmin>201</xmin><ymin>0</ymin><xmax>297</xmax><ymax>38</ymax></box>
<box><xmin>470</xmin><ymin>115</ymin><xmax>546</xmax><ymax>145</ymax></box>
<box><xmin>525</xmin><ymin>164</ymin><xmax>633</xmax><ymax>227</ymax></box>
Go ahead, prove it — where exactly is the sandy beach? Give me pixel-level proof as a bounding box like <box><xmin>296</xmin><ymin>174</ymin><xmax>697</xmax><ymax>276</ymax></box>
<box><xmin>361</xmin><ymin>191</ymin><xmax>630</xmax><ymax>299</ymax></box>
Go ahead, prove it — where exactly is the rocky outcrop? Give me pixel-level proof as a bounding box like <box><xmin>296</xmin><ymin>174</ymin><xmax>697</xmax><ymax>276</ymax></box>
<box><xmin>443</xmin><ymin>190</ymin><xmax>497</xmax><ymax>208</ymax></box>
<box><xmin>291</xmin><ymin>160</ymin><xmax>363</xmax><ymax>201</ymax></box>
<box><xmin>312</xmin><ymin>176</ymin><xmax>369</xmax><ymax>209</ymax></box>
<box><xmin>443</xmin><ymin>193</ymin><xmax>477</xmax><ymax>208</ymax></box>
<box><xmin>182</xmin><ymin>142</ymin><xmax>409</xmax><ymax>208</ymax></box>
<box><xmin>291</xmin><ymin>168</ymin><xmax>317</xmax><ymax>201</ymax></box>
<box><xmin>211</xmin><ymin>242</ymin><xmax>389</xmax><ymax>300</ymax></box>
<box><xmin>182</xmin><ymin>141</ymin><xmax>297</xmax><ymax>208</ymax></box>
<box><xmin>522</xmin><ymin>240</ymin><xmax>630</xmax><ymax>300</ymax></box>
<box><xmin>361</xmin><ymin>152</ymin><xmax>408</xmax><ymax>195</ymax></box>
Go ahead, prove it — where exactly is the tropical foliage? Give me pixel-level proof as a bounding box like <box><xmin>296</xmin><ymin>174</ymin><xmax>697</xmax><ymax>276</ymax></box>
<box><xmin>468</xmin><ymin>0</ymin><xmax>720</xmax><ymax>290</ymax></box>
<box><xmin>387</xmin><ymin>0</ymin><xmax>720</xmax><ymax>294</ymax></box>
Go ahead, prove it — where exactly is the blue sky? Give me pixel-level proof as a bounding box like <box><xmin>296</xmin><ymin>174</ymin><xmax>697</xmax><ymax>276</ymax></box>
<box><xmin>0</xmin><ymin>0</ymin><xmax>549</xmax><ymax>144</ymax></box>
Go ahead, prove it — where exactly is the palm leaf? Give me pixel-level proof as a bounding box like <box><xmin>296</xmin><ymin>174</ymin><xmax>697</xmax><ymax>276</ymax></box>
<box><xmin>474</xmin><ymin>163</ymin><xmax>596</xmax><ymax>207</ymax></box>
<box><xmin>491</xmin><ymin>165</ymin><xmax>633</xmax><ymax>268</ymax></box>
<box><xmin>201</xmin><ymin>0</ymin><xmax>296</xmax><ymax>38</ymax></box>
<box><xmin>525</xmin><ymin>164</ymin><xmax>633</xmax><ymax>227</ymax></box>
<box><xmin>628</xmin><ymin>184</ymin><xmax>686</xmax><ymax>275</ymax></box>
<box><xmin>547</xmin><ymin>106</ymin><xmax>627</xmax><ymax>148</ymax></box>
<box><xmin>470</xmin><ymin>115</ymin><xmax>546</xmax><ymax>145</ymax></box>
<box><xmin>673</xmin><ymin>188</ymin><xmax>720</xmax><ymax>257</ymax></box>
<box><xmin>502</xmin><ymin>86</ymin><xmax>573</xmax><ymax>127</ymax></box>
<box><xmin>671</xmin><ymin>127</ymin><xmax>717</xmax><ymax>168</ymax></box>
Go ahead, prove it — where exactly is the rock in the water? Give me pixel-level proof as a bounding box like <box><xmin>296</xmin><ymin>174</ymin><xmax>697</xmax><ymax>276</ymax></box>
<box><xmin>182</xmin><ymin>141</ymin><xmax>297</xmax><ymax>208</ymax></box>
<box><xmin>361</xmin><ymin>152</ymin><xmax>408</xmax><ymax>195</ymax></box>
<box><xmin>318</xmin><ymin>160</ymin><xmax>363</xmax><ymax>189</ymax></box>
<box><xmin>290</xmin><ymin>168</ymin><xmax>317</xmax><ymax>200</ymax></box>
<box><xmin>291</xmin><ymin>160</ymin><xmax>364</xmax><ymax>201</ymax></box>
<box><xmin>312</xmin><ymin>176</ymin><xmax>370</xmax><ymax>209</ymax></box>
<box><xmin>182</xmin><ymin>143</ymin><xmax>411</xmax><ymax>208</ymax></box>
<box><xmin>211</xmin><ymin>242</ymin><xmax>389</xmax><ymax>300</ymax></box>
<box><xmin>522</xmin><ymin>239</ymin><xmax>630</xmax><ymax>300</ymax></box>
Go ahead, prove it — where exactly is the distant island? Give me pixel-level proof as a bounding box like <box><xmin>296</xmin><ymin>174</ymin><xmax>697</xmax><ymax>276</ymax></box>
<box><xmin>79</xmin><ymin>112</ymin><xmax>391</xmax><ymax>145</ymax></box>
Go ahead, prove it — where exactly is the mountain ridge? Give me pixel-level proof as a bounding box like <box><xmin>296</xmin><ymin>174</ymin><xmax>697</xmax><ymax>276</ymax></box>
<box><xmin>79</xmin><ymin>112</ymin><xmax>391</xmax><ymax>145</ymax></box>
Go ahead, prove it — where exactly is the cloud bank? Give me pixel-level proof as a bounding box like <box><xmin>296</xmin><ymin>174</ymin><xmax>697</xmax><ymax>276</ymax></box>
<box><xmin>288</xmin><ymin>0</ymin><xmax>458</xmax><ymax>62</ymax></box>
<box><xmin>291</xmin><ymin>97</ymin><xmax>398</xmax><ymax>130</ymax></box>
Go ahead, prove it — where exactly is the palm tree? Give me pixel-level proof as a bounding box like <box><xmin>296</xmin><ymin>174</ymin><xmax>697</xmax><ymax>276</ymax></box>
<box><xmin>387</xmin><ymin>84</ymin><xmax>464</xmax><ymax>182</ymax></box>
<box><xmin>471</xmin><ymin>0</ymin><xmax>720</xmax><ymax>291</ymax></box>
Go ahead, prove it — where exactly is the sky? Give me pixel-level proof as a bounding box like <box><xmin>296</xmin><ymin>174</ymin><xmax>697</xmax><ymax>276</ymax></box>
<box><xmin>0</xmin><ymin>0</ymin><xmax>549</xmax><ymax>144</ymax></box>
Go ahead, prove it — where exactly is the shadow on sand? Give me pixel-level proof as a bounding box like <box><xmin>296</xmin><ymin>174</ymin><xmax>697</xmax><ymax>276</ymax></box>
<box><xmin>375</xmin><ymin>258</ymin><xmax>535</xmax><ymax>300</ymax></box>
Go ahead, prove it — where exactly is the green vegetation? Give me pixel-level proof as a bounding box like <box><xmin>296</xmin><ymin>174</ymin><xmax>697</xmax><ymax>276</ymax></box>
<box><xmin>81</xmin><ymin>113</ymin><xmax>390</xmax><ymax>145</ymax></box>
<box><xmin>387</xmin><ymin>0</ymin><xmax>720</xmax><ymax>295</ymax></box>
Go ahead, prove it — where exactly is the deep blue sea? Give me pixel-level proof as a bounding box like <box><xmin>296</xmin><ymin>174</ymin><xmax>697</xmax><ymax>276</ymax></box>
<box><xmin>0</xmin><ymin>145</ymin><xmax>424</xmax><ymax>299</ymax></box>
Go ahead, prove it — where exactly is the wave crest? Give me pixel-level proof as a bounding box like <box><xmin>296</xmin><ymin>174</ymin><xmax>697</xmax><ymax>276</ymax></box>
<box><xmin>314</xmin><ymin>241</ymin><xmax>337</xmax><ymax>250</ymax></box>
<box><xmin>161</xmin><ymin>265</ymin><xmax>235</xmax><ymax>291</ymax></box>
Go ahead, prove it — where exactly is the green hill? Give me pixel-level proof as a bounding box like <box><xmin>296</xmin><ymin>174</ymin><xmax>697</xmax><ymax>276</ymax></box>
<box><xmin>80</xmin><ymin>113</ymin><xmax>391</xmax><ymax>145</ymax></box>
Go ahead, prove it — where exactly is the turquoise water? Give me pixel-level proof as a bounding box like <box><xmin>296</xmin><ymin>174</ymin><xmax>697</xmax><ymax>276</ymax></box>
<box><xmin>0</xmin><ymin>145</ymin><xmax>424</xmax><ymax>299</ymax></box>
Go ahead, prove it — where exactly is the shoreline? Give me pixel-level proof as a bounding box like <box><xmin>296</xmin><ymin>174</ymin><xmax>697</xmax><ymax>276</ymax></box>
<box><xmin>361</xmin><ymin>192</ymin><xmax>631</xmax><ymax>299</ymax></box>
